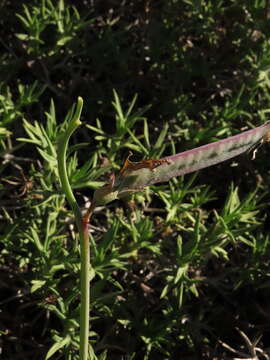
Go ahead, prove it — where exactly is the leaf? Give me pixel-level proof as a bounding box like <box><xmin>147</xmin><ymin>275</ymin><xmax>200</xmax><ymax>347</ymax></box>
<box><xmin>174</xmin><ymin>264</ymin><xmax>189</xmax><ymax>284</ymax></box>
<box><xmin>31</xmin><ymin>280</ymin><xmax>46</xmax><ymax>293</ymax></box>
<box><xmin>92</xmin><ymin>122</ymin><xmax>270</xmax><ymax>206</ymax></box>
<box><xmin>45</xmin><ymin>336</ymin><xmax>71</xmax><ymax>360</ymax></box>
<box><xmin>15</xmin><ymin>33</ymin><xmax>29</xmax><ymax>40</ymax></box>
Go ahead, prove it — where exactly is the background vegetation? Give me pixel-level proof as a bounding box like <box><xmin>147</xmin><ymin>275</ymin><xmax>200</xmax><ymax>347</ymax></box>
<box><xmin>1</xmin><ymin>0</ymin><xmax>270</xmax><ymax>359</ymax></box>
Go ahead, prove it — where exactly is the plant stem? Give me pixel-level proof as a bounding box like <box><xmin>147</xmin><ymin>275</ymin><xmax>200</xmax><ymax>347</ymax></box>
<box><xmin>57</xmin><ymin>97</ymin><xmax>90</xmax><ymax>360</ymax></box>
<box><xmin>80</xmin><ymin>218</ymin><xmax>90</xmax><ymax>360</ymax></box>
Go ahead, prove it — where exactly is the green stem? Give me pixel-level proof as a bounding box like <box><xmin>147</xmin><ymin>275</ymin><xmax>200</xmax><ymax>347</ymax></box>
<box><xmin>57</xmin><ymin>97</ymin><xmax>90</xmax><ymax>360</ymax></box>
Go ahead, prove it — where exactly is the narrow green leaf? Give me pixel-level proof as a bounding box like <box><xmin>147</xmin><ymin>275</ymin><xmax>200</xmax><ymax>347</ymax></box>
<box><xmin>45</xmin><ymin>336</ymin><xmax>71</xmax><ymax>360</ymax></box>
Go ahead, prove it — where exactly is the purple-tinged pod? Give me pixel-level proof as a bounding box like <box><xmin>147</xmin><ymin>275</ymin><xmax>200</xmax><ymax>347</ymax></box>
<box><xmin>115</xmin><ymin>121</ymin><xmax>270</xmax><ymax>196</ymax></box>
<box><xmin>92</xmin><ymin>122</ymin><xmax>270</xmax><ymax>205</ymax></box>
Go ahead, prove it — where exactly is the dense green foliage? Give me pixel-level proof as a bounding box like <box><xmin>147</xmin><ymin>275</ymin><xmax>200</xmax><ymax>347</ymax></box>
<box><xmin>1</xmin><ymin>1</ymin><xmax>270</xmax><ymax>359</ymax></box>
